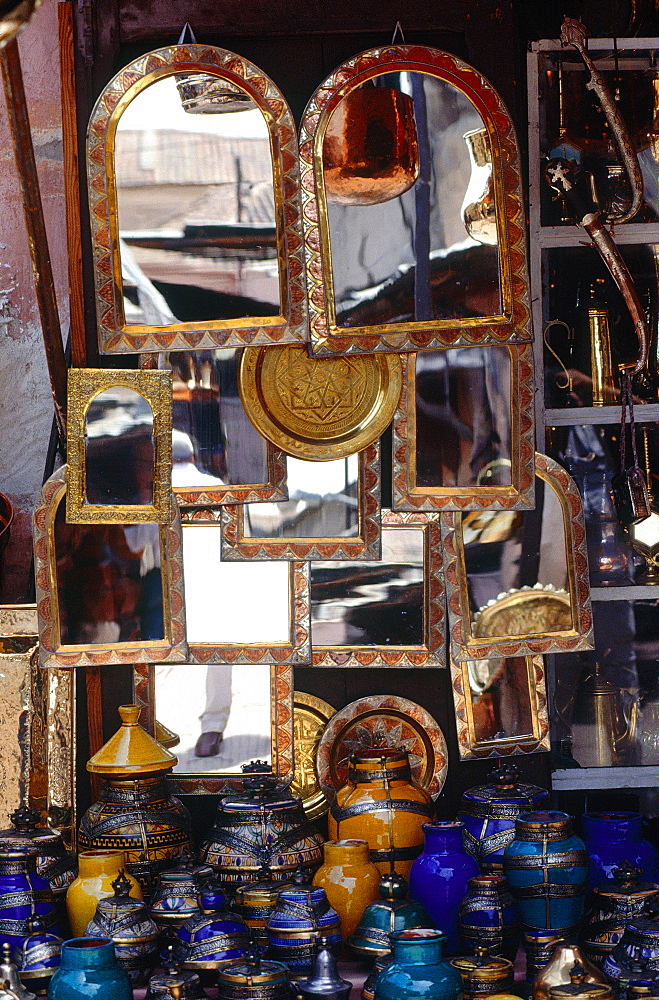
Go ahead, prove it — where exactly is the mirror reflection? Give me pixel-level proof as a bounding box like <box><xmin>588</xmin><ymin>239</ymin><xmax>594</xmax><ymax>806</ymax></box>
<box><xmin>115</xmin><ymin>76</ymin><xmax>281</xmax><ymax>328</ymax></box>
<box><xmin>84</xmin><ymin>387</ymin><xmax>155</xmax><ymax>504</ymax></box>
<box><xmin>324</xmin><ymin>73</ymin><xmax>502</xmax><ymax>329</ymax></box>
<box><xmin>464</xmin><ymin>656</ymin><xmax>534</xmax><ymax>741</ymax></box>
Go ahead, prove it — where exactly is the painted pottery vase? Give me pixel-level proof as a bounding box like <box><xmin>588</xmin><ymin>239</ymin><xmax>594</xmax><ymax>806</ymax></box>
<box><xmin>65</xmin><ymin>851</ymin><xmax>142</xmax><ymax>939</ymax></box>
<box><xmin>312</xmin><ymin>840</ymin><xmax>381</xmax><ymax>942</ymax></box>
<box><xmin>603</xmin><ymin>919</ymin><xmax>659</xmax><ymax>993</ymax></box>
<box><xmin>296</xmin><ymin>936</ymin><xmax>352</xmax><ymax>1000</ymax></box>
<box><xmin>216</xmin><ymin>953</ymin><xmax>292</xmax><ymax>1000</ymax></box>
<box><xmin>548</xmin><ymin>964</ymin><xmax>613</xmax><ymax>1000</ymax></box>
<box><xmin>266</xmin><ymin>885</ymin><xmax>341</xmax><ymax>976</ymax></box>
<box><xmin>580</xmin><ymin>814</ymin><xmax>659</xmax><ymax>889</ymax></box>
<box><xmin>582</xmin><ymin>864</ymin><xmax>659</xmax><ymax>968</ymax></box>
<box><xmin>0</xmin><ymin>848</ymin><xmax>58</xmax><ymax>949</ymax></box>
<box><xmin>503</xmin><ymin>811</ymin><xmax>588</xmax><ymax>940</ymax></box>
<box><xmin>457</xmin><ymin>874</ymin><xmax>520</xmax><ymax>961</ymax></box>
<box><xmin>47</xmin><ymin>937</ymin><xmax>131</xmax><ymax>1000</ymax></box>
<box><xmin>328</xmin><ymin>749</ymin><xmax>434</xmax><ymax>879</ymax></box>
<box><xmin>173</xmin><ymin>883</ymin><xmax>249</xmax><ymax>974</ymax></box>
<box><xmin>13</xmin><ymin>917</ymin><xmax>62</xmax><ymax>995</ymax></box>
<box><xmin>450</xmin><ymin>949</ymin><xmax>514</xmax><ymax>1000</ymax></box>
<box><xmin>232</xmin><ymin>867</ymin><xmax>291</xmax><ymax>951</ymax></box>
<box><xmin>523</xmin><ymin>931</ymin><xmax>563</xmax><ymax>985</ymax></box>
<box><xmin>84</xmin><ymin>870</ymin><xmax>159</xmax><ymax>987</ymax></box>
<box><xmin>374</xmin><ymin>928</ymin><xmax>463</xmax><ymax>1000</ymax></box>
<box><xmin>458</xmin><ymin>764</ymin><xmax>550</xmax><ymax>873</ymax></box>
<box><xmin>0</xmin><ymin>808</ymin><xmax>76</xmax><ymax>899</ymax></box>
<box><xmin>533</xmin><ymin>942</ymin><xmax>610</xmax><ymax>1000</ymax></box>
<box><xmin>149</xmin><ymin>857</ymin><xmax>214</xmax><ymax>935</ymax></box>
<box><xmin>409</xmin><ymin>821</ymin><xmax>479</xmax><ymax>956</ymax></box>
<box><xmin>199</xmin><ymin>771</ymin><xmax>324</xmax><ymax>889</ymax></box>
<box><xmin>348</xmin><ymin>872</ymin><xmax>432</xmax><ymax>959</ymax></box>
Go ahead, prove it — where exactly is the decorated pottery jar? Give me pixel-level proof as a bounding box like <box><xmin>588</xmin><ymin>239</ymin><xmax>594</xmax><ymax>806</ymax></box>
<box><xmin>266</xmin><ymin>885</ymin><xmax>341</xmax><ymax>977</ymax></box>
<box><xmin>150</xmin><ymin>857</ymin><xmax>214</xmax><ymax>935</ymax></box>
<box><xmin>0</xmin><ymin>808</ymin><xmax>76</xmax><ymax>899</ymax></box>
<box><xmin>582</xmin><ymin>864</ymin><xmax>659</xmax><ymax>968</ymax></box>
<box><xmin>312</xmin><ymin>839</ymin><xmax>381</xmax><ymax>942</ymax></box>
<box><xmin>12</xmin><ymin>916</ymin><xmax>61</xmax><ymax>995</ymax></box>
<box><xmin>199</xmin><ymin>771</ymin><xmax>324</xmax><ymax>889</ymax></box>
<box><xmin>450</xmin><ymin>948</ymin><xmax>515</xmax><ymax>1000</ymax></box>
<box><xmin>78</xmin><ymin>706</ymin><xmax>192</xmax><ymax>898</ymax></box>
<box><xmin>373</xmin><ymin>928</ymin><xmax>463</xmax><ymax>1000</ymax></box>
<box><xmin>84</xmin><ymin>870</ymin><xmax>160</xmax><ymax>987</ymax></box>
<box><xmin>580</xmin><ymin>814</ymin><xmax>659</xmax><ymax>889</ymax></box>
<box><xmin>503</xmin><ymin>811</ymin><xmax>588</xmax><ymax>941</ymax></box>
<box><xmin>216</xmin><ymin>951</ymin><xmax>292</xmax><ymax>1000</ymax></box>
<box><xmin>66</xmin><ymin>850</ymin><xmax>142</xmax><ymax>938</ymax></box>
<box><xmin>328</xmin><ymin>749</ymin><xmax>434</xmax><ymax>879</ymax></box>
<box><xmin>0</xmin><ymin>847</ymin><xmax>59</xmax><ymax>948</ymax></box>
<box><xmin>348</xmin><ymin>871</ymin><xmax>432</xmax><ymax>959</ymax></box>
<box><xmin>457</xmin><ymin>874</ymin><xmax>520</xmax><ymax>962</ymax></box>
<box><xmin>232</xmin><ymin>866</ymin><xmax>292</xmax><ymax>952</ymax></box>
<box><xmin>47</xmin><ymin>937</ymin><xmax>132</xmax><ymax>1000</ymax></box>
<box><xmin>409</xmin><ymin>821</ymin><xmax>480</xmax><ymax>956</ymax></box>
<box><xmin>603</xmin><ymin>919</ymin><xmax>659</xmax><ymax>993</ymax></box>
<box><xmin>173</xmin><ymin>882</ymin><xmax>249</xmax><ymax>975</ymax></box>
<box><xmin>458</xmin><ymin>764</ymin><xmax>550</xmax><ymax>872</ymax></box>
<box><xmin>533</xmin><ymin>942</ymin><xmax>610</xmax><ymax>1000</ymax></box>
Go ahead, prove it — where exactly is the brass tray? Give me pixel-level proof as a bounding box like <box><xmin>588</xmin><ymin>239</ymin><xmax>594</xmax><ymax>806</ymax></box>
<box><xmin>239</xmin><ymin>344</ymin><xmax>402</xmax><ymax>461</ymax></box>
<box><xmin>315</xmin><ymin>694</ymin><xmax>448</xmax><ymax>802</ymax></box>
<box><xmin>472</xmin><ymin>585</ymin><xmax>572</xmax><ymax>639</ymax></box>
<box><xmin>290</xmin><ymin>691</ymin><xmax>335</xmax><ymax>820</ymax></box>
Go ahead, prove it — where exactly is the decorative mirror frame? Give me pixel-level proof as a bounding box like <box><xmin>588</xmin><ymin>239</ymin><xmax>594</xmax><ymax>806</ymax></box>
<box><xmin>299</xmin><ymin>44</ymin><xmax>533</xmax><ymax>357</ymax></box>
<box><xmin>132</xmin><ymin>661</ymin><xmax>294</xmax><ymax>794</ymax></box>
<box><xmin>34</xmin><ymin>466</ymin><xmax>188</xmax><ymax>668</ymax></box>
<box><xmin>87</xmin><ymin>44</ymin><xmax>308</xmax><ymax>354</ymax></box>
<box><xmin>310</xmin><ymin>510</ymin><xmax>445</xmax><ymax>667</ymax></box>
<box><xmin>220</xmin><ymin>442</ymin><xmax>381</xmax><ymax>561</ymax></box>
<box><xmin>442</xmin><ymin>452</ymin><xmax>593</xmax><ymax>660</ymax></box>
<box><xmin>450</xmin><ymin>652</ymin><xmax>550</xmax><ymax>759</ymax></box>
<box><xmin>392</xmin><ymin>343</ymin><xmax>535</xmax><ymax>511</ymax></box>
<box><xmin>66</xmin><ymin>368</ymin><xmax>173</xmax><ymax>523</ymax></box>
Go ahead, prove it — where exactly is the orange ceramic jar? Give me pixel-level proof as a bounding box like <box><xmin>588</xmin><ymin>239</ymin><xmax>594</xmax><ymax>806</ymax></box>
<box><xmin>66</xmin><ymin>850</ymin><xmax>142</xmax><ymax>936</ymax></box>
<box><xmin>312</xmin><ymin>839</ymin><xmax>381</xmax><ymax>941</ymax></box>
<box><xmin>328</xmin><ymin>749</ymin><xmax>433</xmax><ymax>878</ymax></box>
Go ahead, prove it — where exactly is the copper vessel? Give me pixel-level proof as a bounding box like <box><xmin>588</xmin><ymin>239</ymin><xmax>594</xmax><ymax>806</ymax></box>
<box><xmin>323</xmin><ymin>85</ymin><xmax>419</xmax><ymax>205</ymax></box>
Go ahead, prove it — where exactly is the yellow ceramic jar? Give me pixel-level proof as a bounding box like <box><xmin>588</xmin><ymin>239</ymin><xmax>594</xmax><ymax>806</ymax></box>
<box><xmin>312</xmin><ymin>839</ymin><xmax>381</xmax><ymax>941</ymax></box>
<box><xmin>66</xmin><ymin>850</ymin><xmax>142</xmax><ymax>936</ymax></box>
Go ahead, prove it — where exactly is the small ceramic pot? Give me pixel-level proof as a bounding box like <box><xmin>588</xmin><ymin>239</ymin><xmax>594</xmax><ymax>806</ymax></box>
<box><xmin>348</xmin><ymin>872</ymin><xmax>432</xmax><ymax>959</ymax></box>
<box><xmin>232</xmin><ymin>868</ymin><xmax>292</xmax><ymax>951</ymax></box>
<box><xmin>47</xmin><ymin>937</ymin><xmax>132</xmax><ymax>1000</ymax></box>
<box><xmin>582</xmin><ymin>864</ymin><xmax>659</xmax><ymax>968</ymax></box>
<box><xmin>173</xmin><ymin>883</ymin><xmax>249</xmax><ymax>976</ymax></box>
<box><xmin>0</xmin><ymin>848</ymin><xmax>59</xmax><ymax>948</ymax></box>
<box><xmin>266</xmin><ymin>885</ymin><xmax>341</xmax><ymax>977</ymax></box>
<box><xmin>374</xmin><ymin>928</ymin><xmax>463</xmax><ymax>1000</ymax></box>
<box><xmin>11</xmin><ymin>917</ymin><xmax>61</xmax><ymax>996</ymax></box>
<box><xmin>84</xmin><ymin>870</ymin><xmax>159</xmax><ymax>986</ymax></box>
<box><xmin>450</xmin><ymin>950</ymin><xmax>514</xmax><ymax>1000</ymax></box>
<box><xmin>312</xmin><ymin>840</ymin><xmax>381</xmax><ymax>942</ymax></box>
<box><xmin>66</xmin><ymin>851</ymin><xmax>142</xmax><ymax>938</ymax></box>
<box><xmin>581</xmin><ymin>814</ymin><xmax>659</xmax><ymax>889</ymax></box>
<box><xmin>216</xmin><ymin>953</ymin><xmax>292</xmax><ymax>1000</ymax></box>
<box><xmin>458</xmin><ymin>874</ymin><xmax>520</xmax><ymax>961</ymax></box>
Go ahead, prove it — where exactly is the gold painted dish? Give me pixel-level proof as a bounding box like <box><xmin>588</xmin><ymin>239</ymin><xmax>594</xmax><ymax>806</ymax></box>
<box><xmin>239</xmin><ymin>345</ymin><xmax>402</xmax><ymax>461</ymax></box>
<box><xmin>290</xmin><ymin>691</ymin><xmax>335</xmax><ymax>820</ymax></box>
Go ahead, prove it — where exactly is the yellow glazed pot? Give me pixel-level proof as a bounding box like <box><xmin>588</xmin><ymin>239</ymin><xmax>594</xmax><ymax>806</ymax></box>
<box><xmin>312</xmin><ymin>839</ymin><xmax>381</xmax><ymax>941</ymax></box>
<box><xmin>66</xmin><ymin>849</ymin><xmax>142</xmax><ymax>936</ymax></box>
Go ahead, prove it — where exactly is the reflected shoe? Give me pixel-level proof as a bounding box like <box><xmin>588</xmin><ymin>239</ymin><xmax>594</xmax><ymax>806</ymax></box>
<box><xmin>194</xmin><ymin>731</ymin><xmax>224</xmax><ymax>757</ymax></box>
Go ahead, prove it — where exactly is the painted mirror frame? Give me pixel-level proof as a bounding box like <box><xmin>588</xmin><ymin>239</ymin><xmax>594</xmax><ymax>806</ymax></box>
<box><xmin>66</xmin><ymin>368</ymin><xmax>173</xmax><ymax>523</ymax></box>
<box><xmin>442</xmin><ymin>452</ymin><xmax>594</xmax><ymax>660</ymax></box>
<box><xmin>450</xmin><ymin>652</ymin><xmax>550</xmax><ymax>759</ymax></box>
<box><xmin>87</xmin><ymin>44</ymin><xmax>308</xmax><ymax>354</ymax></box>
<box><xmin>299</xmin><ymin>45</ymin><xmax>532</xmax><ymax>357</ymax></box>
<box><xmin>393</xmin><ymin>343</ymin><xmax>535</xmax><ymax>511</ymax></box>
<box><xmin>310</xmin><ymin>510</ymin><xmax>445</xmax><ymax>667</ymax></box>
<box><xmin>133</xmin><ymin>662</ymin><xmax>293</xmax><ymax>794</ymax></box>
<box><xmin>34</xmin><ymin>467</ymin><xmax>188</xmax><ymax>668</ymax></box>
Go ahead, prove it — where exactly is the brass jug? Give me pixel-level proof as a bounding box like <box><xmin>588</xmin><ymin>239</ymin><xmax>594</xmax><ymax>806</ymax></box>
<box><xmin>570</xmin><ymin>661</ymin><xmax>638</xmax><ymax>767</ymax></box>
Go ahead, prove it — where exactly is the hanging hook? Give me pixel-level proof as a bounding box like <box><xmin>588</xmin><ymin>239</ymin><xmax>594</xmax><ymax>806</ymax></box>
<box><xmin>391</xmin><ymin>21</ymin><xmax>405</xmax><ymax>45</ymax></box>
<box><xmin>177</xmin><ymin>22</ymin><xmax>196</xmax><ymax>45</ymax></box>
<box><xmin>543</xmin><ymin>319</ymin><xmax>574</xmax><ymax>392</ymax></box>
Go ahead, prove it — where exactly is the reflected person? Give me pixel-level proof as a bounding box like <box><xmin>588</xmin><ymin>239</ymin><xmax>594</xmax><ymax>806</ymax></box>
<box><xmin>194</xmin><ymin>664</ymin><xmax>232</xmax><ymax>757</ymax></box>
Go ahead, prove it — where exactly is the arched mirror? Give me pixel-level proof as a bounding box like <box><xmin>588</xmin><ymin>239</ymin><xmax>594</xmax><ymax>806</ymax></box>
<box><xmin>299</xmin><ymin>45</ymin><xmax>532</xmax><ymax>357</ymax></box>
<box><xmin>393</xmin><ymin>343</ymin><xmax>535</xmax><ymax>510</ymax></box>
<box><xmin>66</xmin><ymin>369</ymin><xmax>172</xmax><ymax>523</ymax></box>
<box><xmin>87</xmin><ymin>44</ymin><xmax>307</xmax><ymax>354</ymax></box>
<box><xmin>33</xmin><ymin>467</ymin><xmax>188</xmax><ymax>668</ymax></box>
<box><xmin>442</xmin><ymin>452</ymin><xmax>594</xmax><ymax>659</ymax></box>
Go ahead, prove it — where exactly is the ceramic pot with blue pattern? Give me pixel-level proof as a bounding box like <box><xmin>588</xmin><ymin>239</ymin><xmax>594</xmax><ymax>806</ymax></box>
<box><xmin>84</xmin><ymin>871</ymin><xmax>159</xmax><ymax>987</ymax></box>
<box><xmin>173</xmin><ymin>883</ymin><xmax>249</xmax><ymax>978</ymax></box>
<box><xmin>457</xmin><ymin>874</ymin><xmax>520</xmax><ymax>961</ymax></box>
<box><xmin>266</xmin><ymin>885</ymin><xmax>341</xmax><ymax>977</ymax></box>
<box><xmin>0</xmin><ymin>847</ymin><xmax>59</xmax><ymax>949</ymax></box>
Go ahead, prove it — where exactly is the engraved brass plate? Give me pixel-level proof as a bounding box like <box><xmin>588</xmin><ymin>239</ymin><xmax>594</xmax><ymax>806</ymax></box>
<box><xmin>239</xmin><ymin>345</ymin><xmax>402</xmax><ymax>461</ymax></box>
<box><xmin>291</xmin><ymin>691</ymin><xmax>335</xmax><ymax>820</ymax></box>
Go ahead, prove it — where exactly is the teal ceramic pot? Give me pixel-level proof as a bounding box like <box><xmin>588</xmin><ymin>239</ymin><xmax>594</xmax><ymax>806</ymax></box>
<box><xmin>47</xmin><ymin>937</ymin><xmax>132</xmax><ymax>1000</ymax></box>
<box><xmin>374</xmin><ymin>928</ymin><xmax>463</xmax><ymax>1000</ymax></box>
<box><xmin>503</xmin><ymin>811</ymin><xmax>588</xmax><ymax>941</ymax></box>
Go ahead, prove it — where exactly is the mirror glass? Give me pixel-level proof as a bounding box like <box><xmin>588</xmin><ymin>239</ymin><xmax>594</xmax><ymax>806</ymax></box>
<box><xmin>414</xmin><ymin>347</ymin><xmax>511</xmax><ymax>489</ymax></box>
<box><xmin>115</xmin><ymin>75</ymin><xmax>281</xmax><ymax>327</ymax></box>
<box><xmin>154</xmin><ymin>662</ymin><xmax>272</xmax><ymax>774</ymax></box>
<box><xmin>324</xmin><ymin>73</ymin><xmax>502</xmax><ymax>329</ymax></box>
<box><xmin>464</xmin><ymin>655</ymin><xmax>534</xmax><ymax>740</ymax></box>
<box><xmin>84</xmin><ymin>387</ymin><xmax>155</xmax><ymax>504</ymax></box>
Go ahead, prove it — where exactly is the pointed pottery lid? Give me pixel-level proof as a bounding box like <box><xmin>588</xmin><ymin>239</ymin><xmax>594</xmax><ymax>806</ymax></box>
<box><xmin>87</xmin><ymin>705</ymin><xmax>178</xmax><ymax>775</ymax></box>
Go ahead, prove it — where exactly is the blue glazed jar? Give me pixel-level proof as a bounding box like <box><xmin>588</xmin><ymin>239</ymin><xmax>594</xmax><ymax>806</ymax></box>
<box><xmin>173</xmin><ymin>883</ymin><xmax>249</xmax><ymax>975</ymax></box>
<box><xmin>409</xmin><ymin>821</ymin><xmax>479</xmax><ymax>956</ymax></box>
<box><xmin>581</xmin><ymin>813</ymin><xmax>659</xmax><ymax>889</ymax></box>
<box><xmin>0</xmin><ymin>848</ymin><xmax>59</xmax><ymax>949</ymax></box>
<box><xmin>266</xmin><ymin>885</ymin><xmax>341</xmax><ymax>976</ymax></box>
<box><xmin>47</xmin><ymin>937</ymin><xmax>132</xmax><ymax>1000</ymax></box>
<box><xmin>503</xmin><ymin>811</ymin><xmax>588</xmax><ymax>941</ymax></box>
<box><xmin>374</xmin><ymin>928</ymin><xmax>463</xmax><ymax>1000</ymax></box>
<box><xmin>457</xmin><ymin>874</ymin><xmax>520</xmax><ymax>961</ymax></box>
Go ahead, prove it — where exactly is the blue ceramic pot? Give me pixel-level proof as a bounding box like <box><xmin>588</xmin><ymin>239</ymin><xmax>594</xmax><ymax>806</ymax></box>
<box><xmin>47</xmin><ymin>937</ymin><xmax>132</xmax><ymax>1000</ymax></box>
<box><xmin>503</xmin><ymin>811</ymin><xmax>588</xmax><ymax>941</ymax></box>
<box><xmin>457</xmin><ymin>874</ymin><xmax>520</xmax><ymax>961</ymax></box>
<box><xmin>0</xmin><ymin>848</ymin><xmax>59</xmax><ymax>949</ymax></box>
<box><xmin>409</xmin><ymin>822</ymin><xmax>479</xmax><ymax>956</ymax></box>
<box><xmin>374</xmin><ymin>928</ymin><xmax>463</xmax><ymax>1000</ymax></box>
<box><xmin>173</xmin><ymin>884</ymin><xmax>249</xmax><ymax>975</ymax></box>
<box><xmin>581</xmin><ymin>813</ymin><xmax>659</xmax><ymax>889</ymax></box>
<box><xmin>266</xmin><ymin>885</ymin><xmax>341</xmax><ymax>976</ymax></box>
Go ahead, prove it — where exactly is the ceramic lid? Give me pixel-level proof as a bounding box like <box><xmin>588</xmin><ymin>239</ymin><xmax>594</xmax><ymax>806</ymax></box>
<box><xmin>0</xmin><ymin>807</ymin><xmax>62</xmax><ymax>851</ymax></box>
<box><xmin>460</xmin><ymin>764</ymin><xmax>549</xmax><ymax>808</ymax></box>
<box><xmin>594</xmin><ymin>863</ymin><xmax>659</xmax><ymax>902</ymax></box>
<box><xmin>87</xmin><ymin>705</ymin><xmax>178</xmax><ymax>775</ymax></box>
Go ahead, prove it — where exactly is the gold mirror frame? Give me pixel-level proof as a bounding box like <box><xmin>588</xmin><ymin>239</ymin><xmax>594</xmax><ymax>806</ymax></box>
<box><xmin>66</xmin><ymin>368</ymin><xmax>173</xmax><ymax>523</ymax></box>
<box><xmin>299</xmin><ymin>45</ymin><xmax>532</xmax><ymax>357</ymax></box>
<box><xmin>33</xmin><ymin>467</ymin><xmax>188</xmax><ymax>668</ymax></box>
<box><xmin>310</xmin><ymin>510</ymin><xmax>445</xmax><ymax>667</ymax></box>
<box><xmin>393</xmin><ymin>343</ymin><xmax>535</xmax><ymax>511</ymax></box>
<box><xmin>132</xmin><ymin>662</ymin><xmax>293</xmax><ymax>794</ymax></box>
<box><xmin>87</xmin><ymin>44</ymin><xmax>308</xmax><ymax>355</ymax></box>
<box><xmin>451</xmin><ymin>652</ymin><xmax>550</xmax><ymax>759</ymax></box>
<box><xmin>442</xmin><ymin>452</ymin><xmax>593</xmax><ymax>660</ymax></box>
<box><xmin>220</xmin><ymin>442</ymin><xmax>381</xmax><ymax>561</ymax></box>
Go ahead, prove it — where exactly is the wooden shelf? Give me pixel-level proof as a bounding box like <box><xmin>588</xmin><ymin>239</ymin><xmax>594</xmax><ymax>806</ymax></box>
<box><xmin>590</xmin><ymin>585</ymin><xmax>659</xmax><ymax>601</ymax></box>
<box><xmin>545</xmin><ymin>405</ymin><xmax>659</xmax><ymax>426</ymax></box>
<box><xmin>552</xmin><ymin>765</ymin><xmax>659</xmax><ymax>790</ymax></box>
